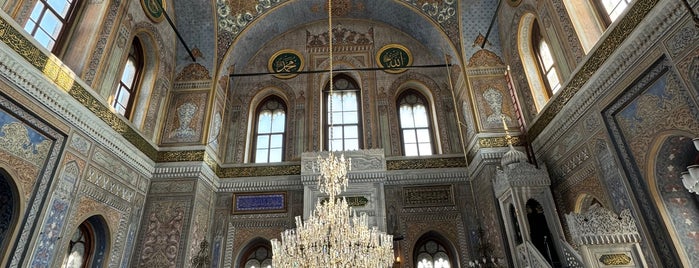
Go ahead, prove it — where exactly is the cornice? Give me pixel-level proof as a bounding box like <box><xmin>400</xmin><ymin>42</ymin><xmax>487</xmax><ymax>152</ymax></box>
<box><xmin>528</xmin><ymin>0</ymin><xmax>666</xmax><ymax>142</ymax></box>
<box><xmin>385</xmin><ymin>168</ymin><xmax>468</xmax><ymax>185</ymax></box>
<box><xmin>218</xmin><ymin>176</ymin><xmax>303</xmax><ymax>192</ymax></box>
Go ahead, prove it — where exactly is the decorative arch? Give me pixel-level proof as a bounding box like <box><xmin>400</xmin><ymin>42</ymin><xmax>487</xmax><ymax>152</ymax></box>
<box><xmin>412</xmin><ymin>231</ymin><xmax>458</xmax><ymax>268</ymax></box>
<box><xmin>574</xmin><ymin>193</ymin><xmax>604</xmax><ymax>213</ymax></box>
<box><xmin>61</xmin><ymin>215</ymin><xmax>111</xmax><ymax>268</ymax></box>
<box><xmin>0</xmin><ymin>168</ymin><xmax>21</xmax><ymax>266</ymax></box>
<box><xmin>518</xmin><ymin>12</ymin><xmax>550</xmax><ymax>112</ymax></box>
<box><xmin>229</xmin><ymin>80</ymin><xmax>296</xmax><ymax>163</ymax></box>
<box><xmin>129</xmin><ymin>23</ymin><xmax>169</xmax><ymax>139</ymax></box>
<box><xmin>647</xmin><ymin>134</ymin><xmax>699</xmax><ymax>267</ymax></box>
<box><xmin>236</xmin><ymin>237</ymin><xmax>273</xmax><ymax>268</ymax></box>
<box><xmin>386</xmin><ymin>73</ymin><xmax>448</xmax><ymax>156</ymax></box>
<box><xmin>525</xmin><ymin>198</ymin><xmax>560</xmax><ymax>266</ymax></box>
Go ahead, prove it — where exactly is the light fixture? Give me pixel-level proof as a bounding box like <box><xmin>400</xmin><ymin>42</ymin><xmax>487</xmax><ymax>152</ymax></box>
<box><xmin>269</xmin><ymin>0</ymin><xmax>394</xmax><ymax>267</ymax></box>
<box><xmin>681</xmin><ymin>138</ymin><xmax>699</xmax><ymax>195</ymax></box>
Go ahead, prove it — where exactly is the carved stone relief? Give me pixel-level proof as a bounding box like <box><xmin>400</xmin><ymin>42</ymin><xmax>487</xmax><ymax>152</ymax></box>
<box><xmin>136</xmin><ymin>200</ymin><xmax>191</xmax><ymax>267</ymax></box>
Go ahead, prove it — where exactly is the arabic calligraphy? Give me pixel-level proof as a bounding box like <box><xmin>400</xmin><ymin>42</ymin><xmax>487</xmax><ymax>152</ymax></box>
<box><xmin>141</xmin><ymin>0</ymin><xmax>164</xmax><ymax>22</ymax></box>
<box><xmin>268</xmin><ymin>49</ymin><xmax>304</xmax><ymax>79</ymax></box>
<box><xmin>376</xmin><ymin>44</ymin><xmax>412</xmax><ymax>73</ymax></box>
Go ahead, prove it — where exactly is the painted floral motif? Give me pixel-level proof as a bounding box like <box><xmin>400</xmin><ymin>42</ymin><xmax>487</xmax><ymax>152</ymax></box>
<box><xmin>0</xmin><ymin>118</ymin><xmax>51</xmax><ymax>166</ymax></box>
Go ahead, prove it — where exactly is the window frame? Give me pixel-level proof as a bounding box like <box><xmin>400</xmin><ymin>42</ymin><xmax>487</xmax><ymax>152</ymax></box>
<box><xmin>251</xmin><ymin>96</ymin><xmax>287</xmax><ymax>163</ymax></box>
<box><xmin>531</xmin><ymin>21</ymin><xmax>561</xmax><ymax>97</ymax></box>
<box><xmin>591</xmin><ymin>0</ymin><xmax>633</xmax><ymax>27</ymax></box>
<box><xmin>396</xmin><ymin>89</ymin><xmax>434</xmax><ymax>156</ymax></box>
<box><xmin>239</xmin><ymin>241</ymin><xmax>273</xmax><ymax>268</ymax></box>
<box><xmin>24</xmin><ymin>0</ymin><xmax>81</xmax><ymax>53</ymax></box>
<box><xmin>413</xmin><ymin>237</ymin><xmax>454</xmax><ymax>268</ymax></box>
<box><xmin>113</xmin><ymin>37</ymin><xmax>144</xmax><ymax>119</ymax></box>
<box><xmin>323</xmin><ymin>74</ymin><xmax>363</xmax><ymax>151</ymax></box>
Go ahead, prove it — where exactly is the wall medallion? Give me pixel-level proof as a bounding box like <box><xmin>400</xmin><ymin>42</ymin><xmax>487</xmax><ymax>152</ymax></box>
<box><xmin>268</xmin><ymin>49</ymin><xmax>304</xmax><ymax>79</ymax></box>
<box><xmin>376</xmin><ymin>44</ymin><xmax>412</xmax><ymax>73</ymax></box>
<box><xmin>141</xmin><ymin>0</ymin><xmax>165</xmax><ymax>23</ymax></box>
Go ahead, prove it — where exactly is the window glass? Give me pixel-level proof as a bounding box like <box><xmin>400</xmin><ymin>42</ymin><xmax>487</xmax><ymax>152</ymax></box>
<box><xmin>113</xmin><ymin>38</ymin><xmax>143</xmax><ymax>118</ymax></box>
<box><xmin>398</xmin><ymin>91</ymin><xmax>433</xmax><ymax>156</ymax></box>
<box><xmin>415</xmin><ymin>240</ymin><xmax>451</xmax><ymax>268</ymax></box>
<box><xmin>325</xmin><ymin>76</ymin><xmax>361</xmax><ymax>151</ymax></box>
<box><xmin>24</xmin><ymin>0</ymin><xmax>76</xmax><ymax>51</ymax></box>
<box><xmin>254</xmin><ymin>97</ymin><xmax>286</xmax><ymax>163</ymax></box>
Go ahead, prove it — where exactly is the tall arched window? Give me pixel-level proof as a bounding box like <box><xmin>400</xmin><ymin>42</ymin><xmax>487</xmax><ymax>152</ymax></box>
<box><xmin>23</xmin><ymin>0</ymin><xmax>80</xmax><ymax>52</ymax></box>
<box><xmin>325</xmin><ymin>74</ymin><xmax>361</xmax><ymax>151</ymax></box>
<box><xmin>398</xmin><ymin>90</ymin><xmax>433</xmax><ymax>156</ymax></box>
<box><xmin>253</xmin><ymin>96</ymin><xmax>286</xmax><ymax>163</ymax></box>
<box><xmin>532</xmin><ymin>22</ymin><xmax>561</xmax><ymax>96</ymax></box>
<box><xmin>239</xmin><ymin>240</ymin><xmax>273</xmax><ymax>268</ymax></box>
<box><xmin>414</xmin><ymin>236</ymin><xmax>453</xmax><ymax>268</ymax></box>
<box><xmin>113</xmin><ymin>38</ymin><xmax>144</xmax><ymax>118</ymax></box>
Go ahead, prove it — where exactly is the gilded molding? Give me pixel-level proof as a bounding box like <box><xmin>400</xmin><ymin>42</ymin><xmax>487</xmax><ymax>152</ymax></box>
<box><xmin>218</xmin><ymin>165</ymin><xmax>301</xmax><ymax>178</ymax></box>
<box><xmin>599</xmin><ymin>254</ymin><xmax>632</xmax><ymax>265</ymax></box>
<box><xmin>0</xmin><ymin>17</ymin><xmax>48</xmax><ymax>69</ymax></box>
<box><xmin>157</xmin><ymin>150</ymin><xmax>205</xmax><ymax>162</ymax></box>
<box><xmin>386</xmin><ymin>157</ymin><xmax>466</xmax><ymax>170</ymax></box>
<box><xmin>477</xmin><ymin>135</ymin><xmax>522</xmax><ymax>148</ymax></box>
<box><xmin>0</xmin><ymin>16</ymin><xmax>159</xmax><ymax>160</ymax></box>
<box><xmin>527</xmin><ymin>0</ymin><xmax>660</xmax><ymax>141</ymax></box>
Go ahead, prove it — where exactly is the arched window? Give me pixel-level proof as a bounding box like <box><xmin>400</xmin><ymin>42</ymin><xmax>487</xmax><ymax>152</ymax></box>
<box><xmin>253</xmin><ymin>96</ymin><xmax>286</xmax><ymax>163</ymax></box>
<box><xmin>62</xmin><ymin>216</ymin><xmax>108</xmax><ymax>268</ymax></box>
<box><xmin>325</xmin><ymin>74</ymin><xmax>361</xmax><ymax>151</ymax></box>
<box><xmin>239</xmin><ymin>241</ymin><xmax>273</xmax><ymax>268</ymax></box>
<box><xmin>113</xmin><ymin>38</ymin><xmax>144</xmax><ymax>118</ymax></box>
<box><xmin>414</xmin><ymin>238</ymin><xmax>453</xmax><ymax>268</ymax></box>
<box><xmin>532</xmin><ymin>22</ymin><xmax>561</xmax><ymax>96</ymax></box>
<box><xmin>397</xmin><ymin>90</ymin><xmax>433</xmax><ymax>156</ymax></box>
<box><xmin>23</xmin><ymin>0</ymin><xmax>80</xmax><ymax>52</ymax></box>
<box><xmin>563</xmin><ymin>0</ymin><xmax>633</xmax><ymax>53</ymax></box>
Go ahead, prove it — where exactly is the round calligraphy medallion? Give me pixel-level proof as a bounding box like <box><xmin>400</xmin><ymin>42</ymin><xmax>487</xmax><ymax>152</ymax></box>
<box><xmin>376</xmin><ymin>44</ymin><xmax>412</xmax><ymax>74</ymax></box>
<box><xmin>141</xmin><ymin>0</ymin><xmax>165</xmax><ymax>23</ymax></box>
<box><xmin>268</xmin><ymin>49</ymin><xmax>304</xmax><ymax>79</ymax></box>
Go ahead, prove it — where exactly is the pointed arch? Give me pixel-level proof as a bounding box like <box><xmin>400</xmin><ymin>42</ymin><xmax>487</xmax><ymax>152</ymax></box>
<box><xmin>0</xmin><ymin>168</ymin><xmax>21</xmax><ymax>267</ymax></box>
<box><xmin>413</xmin><ymin>231</ymin><xmax>457</xmax><ymax>268</ymax></box>
<box><xmin>236</xmin><ymin>237</ymin><xmax>272</xmax><ymax>268</ymax></box>
<box><xmin>61</xmin><ymin>215</ymin><xmax>111</xmax><ymax>268</ymax></box>
<box><xmin>647</xmin><ymin>134</ymin><xmax>699</xmax><ymax>267</ymax></box>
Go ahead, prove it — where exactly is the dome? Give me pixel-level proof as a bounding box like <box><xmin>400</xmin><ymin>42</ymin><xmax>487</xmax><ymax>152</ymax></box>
<box><xmin>501</xmin><ymin>145</ymin><xmax>528</xmax><ymax>168</ymax></box>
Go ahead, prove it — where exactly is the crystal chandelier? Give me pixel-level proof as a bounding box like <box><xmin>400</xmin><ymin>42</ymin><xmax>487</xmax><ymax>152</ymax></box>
<box><xmin>270</xmin><ymin>152</ymin><xmax>394</xmax><ymax>267</ymax></box>
<box><xmin>270</xmin><ymin>0</ymin><xmax>394</xmax><ymax>267</ymax></box>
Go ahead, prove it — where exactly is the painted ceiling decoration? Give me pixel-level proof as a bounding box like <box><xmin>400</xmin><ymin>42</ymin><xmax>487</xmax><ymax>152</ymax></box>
<box><xmin>214</xmin><ymin>0</ymin><xmax>460</xmax><ymax>66</ymax></box>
